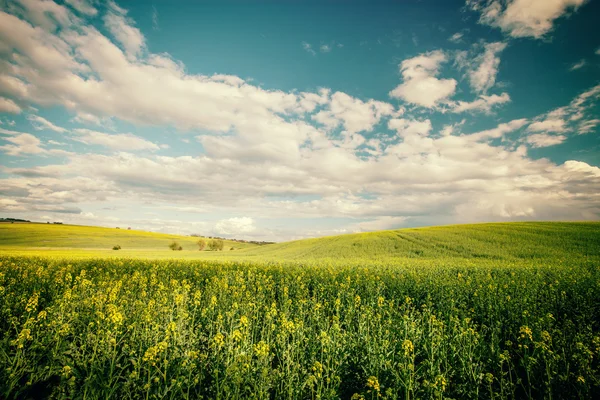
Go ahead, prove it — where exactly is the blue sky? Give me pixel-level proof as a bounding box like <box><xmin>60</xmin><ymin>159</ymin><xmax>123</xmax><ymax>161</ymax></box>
<box><xmin>0</xmin><ymin>0</ymin><xmax>599</xmax><ymax>240</ymax></box>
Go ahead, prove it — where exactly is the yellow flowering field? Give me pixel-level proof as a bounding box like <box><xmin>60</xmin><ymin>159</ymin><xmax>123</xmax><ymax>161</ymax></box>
<box><xmin>0</xmin><ymin>222</ymin><xmax>599</xmax><ymax>398</ymax></box>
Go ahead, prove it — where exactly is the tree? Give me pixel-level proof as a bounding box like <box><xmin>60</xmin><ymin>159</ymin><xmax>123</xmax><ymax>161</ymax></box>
<box><xmin>208</xmin><ymin>239</ymin><xmax>224</xmax><ymax>251</ymax></box>
<box><xmin>197</xmin><ymin>239</ymin><xmax>206</xmax><ymax>251</ymax></box>
<box><xmin>169</xmin><ymin>241</ymin><xmax>179</xmax><ymax>251</ymax></box>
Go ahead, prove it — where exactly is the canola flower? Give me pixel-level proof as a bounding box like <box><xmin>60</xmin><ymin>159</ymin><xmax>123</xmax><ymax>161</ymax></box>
<box><xmin>0</xmin><ymin>254</ymin><xmax>599</xmax><ymax>399</ymax></box>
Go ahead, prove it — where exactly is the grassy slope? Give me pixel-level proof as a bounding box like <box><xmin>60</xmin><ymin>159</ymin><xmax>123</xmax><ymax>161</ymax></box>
<box><xmin>0</xmin><ymin>223</ymin><xmax>259</xmax><ymax>258</ymax></box>
<box><xmin>233</xmin><ymin>221</ymin><xmax>600</xmax><ymax>263</ymax></box>
<box><xmin>1</xmin><ymin>221</ymin><xmax>598</xmax><ymax>263</ymax></box>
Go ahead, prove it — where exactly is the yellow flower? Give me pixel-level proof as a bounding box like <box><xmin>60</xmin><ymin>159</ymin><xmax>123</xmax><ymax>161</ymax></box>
<box><xmin>402</xmin><ymin>339</ymin><xmax>414</xmax><ymax>356</ymax></box>
<box><xmin>61</xmin><ymin>365</ymin><xmax>72</xmax><ymax>378</ymax></box>
<box><xmin>366</xmin><ymin>376</ymin><xmax>380</xmax><ymax>392</ymax></box>
<box><xmin>212</xmin><ymin>333</ymin><xmax>225</xmax><ymax>349</ymax></box>
<box><xmin>25</xmin><ymin>292</ymin><xmax>39</xmax><ymax>313</ymax></box>
<box><xmin>519</xmin><ymin>326</ymin><xmax>533</xmax><ymax>341</ymax></box>
<box><xmin>254</xmin><ymin>341</ymin><xmax>270</xmax><ymax>358</ymax></box>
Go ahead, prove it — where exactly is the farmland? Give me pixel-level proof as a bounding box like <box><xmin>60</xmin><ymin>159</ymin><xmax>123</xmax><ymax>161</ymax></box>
<box><xmin>0</xmin><ymin>222</ymin><xmax>599</xmax><ymax>398</ymax></box>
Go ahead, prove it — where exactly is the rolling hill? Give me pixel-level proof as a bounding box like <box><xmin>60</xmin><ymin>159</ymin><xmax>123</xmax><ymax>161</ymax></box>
<box><xmin>1</xmin><ymin>221</ymin><xmax>598</xmax><ymax>263</ymax></box>
<box><xmin>0</xmin><ymin>222</ymin><xmax>260</xmax><ymax>258</ymax></box>
<box><xmin>235</xmin><ymin>221</ymin><xmax>600</xmax><ymax>263</ymax></box>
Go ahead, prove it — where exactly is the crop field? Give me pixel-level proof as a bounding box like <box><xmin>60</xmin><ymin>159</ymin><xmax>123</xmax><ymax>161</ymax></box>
<box><xmin>0</xmin><ymin>222</ymin><xmax>599</xmax><ymax>399</ymax></box>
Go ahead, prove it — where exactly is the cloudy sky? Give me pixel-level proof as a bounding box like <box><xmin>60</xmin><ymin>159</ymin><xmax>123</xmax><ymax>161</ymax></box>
<box><xmin>0</xmin><ymin>0</ymin><xmax>599</xmax><ymax>241</ymax></box>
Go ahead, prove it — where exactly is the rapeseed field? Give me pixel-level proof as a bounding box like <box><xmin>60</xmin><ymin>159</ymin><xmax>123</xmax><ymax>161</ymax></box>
<box><xmin>0</xmin><ymin>222</ymin><xmax>599</xmax><ymax>398</ymax></box>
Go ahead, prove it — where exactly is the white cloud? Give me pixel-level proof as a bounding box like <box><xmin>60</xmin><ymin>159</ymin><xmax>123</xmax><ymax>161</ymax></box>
<box><xmin>389</xmin><ymin>50</ymin><xmax>457</xmax><ymax>108</ymax></box>
<box><xmin>526</xmin><ymin>133</ymin><xmax>567</xmax><ymax>147</ymax></box>
<box><xmin>301</xmin><ymin>41</ymin><xmax>316</xmax><ymax>55</ymax></box>
<box><xmin>388</xmin><ymin>118</ymin><xmax>432</xmax><ymax>138</ymax></box>
<box><xmin>0</xmin><ymin>133</ymin><xmax>45</xmax><ymax>156</ymax></box>
<box><xmin>468</xmin><ymin>42</ymin><xmax>507</xmax><ymax>93</ymax></box>
<box><xmin>349</xmin><ymin>216</ymin><xmax>408</xmax><ymax>232</ymax></box>
<box><xmin>467</xmin><ymin>118</ymin><xmax>528</xmax><ymax>141</ymax></box>
<box><xmin>451</xmin><ymin>92</ymin><xmax>511</xmax><ymax>113</ymax></box>
<box><xmin>527</xmin><ymin>119</ymin><xmax>567</xmax><ymax>132</ymax></box>
<box><xmin>64</xmin><ymin>0</ymin><xmax>97</xmax><ymax>16</ymax></box>
<box><xmin>28</xmin><ymin>115</ymin><xmax>67</xmax><ymax>132</ymax></box>
<box><xmin>214</xmin><ymin>217</ymin><xmax>256</xmax><ymax>236</ymax></box>
<box><xmin>569</xmin><ymin>59</ymin><xmax>587</xmax><ymax>71</ymax></box>
<box><xmin>312</xmin><ymin>92</ymin><xmax>396</xmax><ymax>133</ymax></box>
<box><xmin>466</xmin><ymin>0</ymin><xmax>588</xmax><ymax>39</ymax></box>
<box><xmin>0</xmin><ymin>97</ymin><xmax>21</xmax><ymax>114</ymax></box>
<box><xmin>104</xmin><ymin>12</ymin><xmax>145</xmax><ymax>59</ymax></box>
<box><xmin>320</xmin><ymin>44</ymin><xmax>331</xmax><ymax>53</ymax></box>
<box><xmin>152</xmin><ymin>6</ymin><xmax>159</xmax><ymax>30</ymax></box>
<box><xmin>448</xmin><ymin>32</ymin><xmax>464</xmax><ymax>43</ymax></box>
<box><xmin>0</xmin><ymin>1</ymin><xmax>599</xmax><ymax>240</ymax></box>
<box><xmin>578</xmin><ymin>119</ymin><xmax>599</xmax><ymax>134</ymax></box>
<box><xmin>72</xmin><ymin>128</ymin><xmax>160</xmax><ymax>151</ymax></box>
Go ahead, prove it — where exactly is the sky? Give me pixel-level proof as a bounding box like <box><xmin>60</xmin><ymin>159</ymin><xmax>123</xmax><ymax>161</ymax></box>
<box><xmin>0</xmin><ymin>0</ymin><xmax>599</xmax><ymax>241</ymax></box>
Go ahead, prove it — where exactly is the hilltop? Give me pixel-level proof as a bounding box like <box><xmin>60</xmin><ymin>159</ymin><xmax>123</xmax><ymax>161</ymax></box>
<box><xmin>1</xmin><ymin>221</ymin><xmax>598</xmax><ymax>263</ymax></box>
<box><xmin>234</xmin><ymin>221</ymin><xmax>600</xmax><ymax>263</ymax></box>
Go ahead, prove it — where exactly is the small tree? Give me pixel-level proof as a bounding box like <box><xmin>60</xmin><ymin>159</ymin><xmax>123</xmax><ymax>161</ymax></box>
<box><xmin>197</xmin><ymin>239</ymin><xmax>206</xmax><ymax>251</ymax></box>
<box><xmin>112</xmin><ymin>245</ymin><xmax>121</xmax><ymax>250</ymax></box>
<box><xmin>169</xmin><ymin>241</ymin><xmax>179</xmax><ymax>251</ymax></box>
<box><xmin>207</xmin><ymin>239</ymin><xmax>224</xmax><ymax>251</ymax></box>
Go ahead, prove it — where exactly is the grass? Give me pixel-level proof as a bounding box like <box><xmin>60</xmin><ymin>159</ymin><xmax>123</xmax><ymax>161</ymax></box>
<box><xmin>0</xmin><ymin>223</ymin><xmax>260</xmax><ymax>259</ymax></box>
<box><xmin>0</xmin><ymin>221</ymin><xmax>599</xmax><ymax>398</ymax></box>
<box><xmin>2</xmin><ymin>221</ymin><xmax>598</xmax><ymax>264</ymax></box>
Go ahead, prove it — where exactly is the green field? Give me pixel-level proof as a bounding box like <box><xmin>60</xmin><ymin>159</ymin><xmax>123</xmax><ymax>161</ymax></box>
<box><xmin>0</xmin><ymin>223</ymin><xmax>260</xmax><ymax>259</ymax></box>
<box><xmin>1</xmin><ymin>222</ymin><xmax>599</xmax><ymax>399</ymax></box>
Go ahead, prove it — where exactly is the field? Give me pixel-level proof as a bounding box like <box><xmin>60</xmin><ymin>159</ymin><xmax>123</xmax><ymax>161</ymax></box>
<box><xmin>0</xmin><ymin>222</ymin><xmax>599</xmax><ymax>399</ymax></box>
<box><xmin>0</xmin><ymin>223</ymin><xmax>260</xmax><ymax>259</ymax></box>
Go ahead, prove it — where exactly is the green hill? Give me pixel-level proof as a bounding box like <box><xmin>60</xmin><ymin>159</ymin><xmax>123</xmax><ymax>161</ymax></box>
<box><xmin>1</xmin><ymin>221</ymin><xmax>598</xmax><ymax>263</ymax></box>
<box><xmin>0</xmin><ymin>222</ymin><xmax>260</xmax><ymax>258</ymax></box>
<box><xmin>235</xmin><ymin>221</ymin><xmax>600</xmax><ymax>263</ymax></box>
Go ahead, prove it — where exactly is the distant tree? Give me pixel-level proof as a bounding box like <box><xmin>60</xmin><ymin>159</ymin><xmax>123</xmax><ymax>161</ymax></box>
<box><xmin>197</xmin><ymin>239</ymin><xmax>206</xmax><ymax>251</ymax></box>
<box><xmin>113</xmin><ymin>245</ymin><xmax>121</xmax><ymax>250</ymax></box>
<box><xmin>207</xmin><ymin>239</ymin><xmax>224</xmax><ymax>251</ymax></box>
<box><xmin>177</xmin><ymin>246</ymin><xmax>183</xmax><ymax>251</ymax></box>
<box><xmin>169</xmin><ymin>241</ymin><xmax>179</xmax><ymax>251</ymax></box>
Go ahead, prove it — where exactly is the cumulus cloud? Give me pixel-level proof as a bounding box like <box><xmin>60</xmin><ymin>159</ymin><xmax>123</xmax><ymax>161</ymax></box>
<box><xmin>467</xmin><ymin>42</ymin><xmax>507</xmax><ymax>93</ymax></box>
<box><xmin>0</xmin><ymin>0</ymin><xmax>599</xmax><ymax>240</ymax></box>
<box><xmin>0</xmin><ymin>133</ymin><xmax>46</xmax><ymax>156</ymax></box>
<box><xmin>64</xmin><ymin>0</ymin><xmax>97</xmax><ymax>16</ymax></box>
<box><xmin>389</xmin><ymin>50</ymin><xmax>457</xmax><ymax>108</ymax></box>
<box><xmin>451</xmin><ymin>92</ymin><xmax>511</xmax><ymax>113</ymax></box>
<box><xmin>388</xmin><ymin>118</ymin><xmax>432</xmax><ymax>138</ymax></box>
<box><xmin>71</xmin><ymin>128</ymin><xmax>160</xmax><ymax>151</ymax></box>
<box><xmin>104</xmin><ymin>11</ymin><xmax>145</xmax><ymax>59</ymax></box>
<box><xmin>0</xmin><ymin>97</ymin><xmax>21</xmax><ymax>114</ymax></box>
<box><xmin>466</xmin><ymin>0</ymin><xmax>588</xmax><ymax>39</ymax></box>
<box><xmin>527</xmin><ymin>119</ymin><xmax>567</xmax><ymax>133</ymax></box>
<box><xmin>214</xmin><ymin>217</ymin><xmax>256</xmax><ymax>236</ymax></box>
<box><xmin>28</xmin><ymin>115</ymin><xmax>67</xmax><ymax>132</ymax></box>
<box><xmin>526</xmin><ymin>133</ymin><xmax>567</xmax><ymax>147</ymax></box>
<box><xmin>312</xmin><ymin>92</ymin><xmax>396</xmax><ymax>133</ymax></box>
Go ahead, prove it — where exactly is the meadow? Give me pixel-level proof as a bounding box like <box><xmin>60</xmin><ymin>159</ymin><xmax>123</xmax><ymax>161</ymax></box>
<box><xmin>0</xmin><ymin>222</ymin><xmax>599</xmax><ymax>399</ymax></box>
